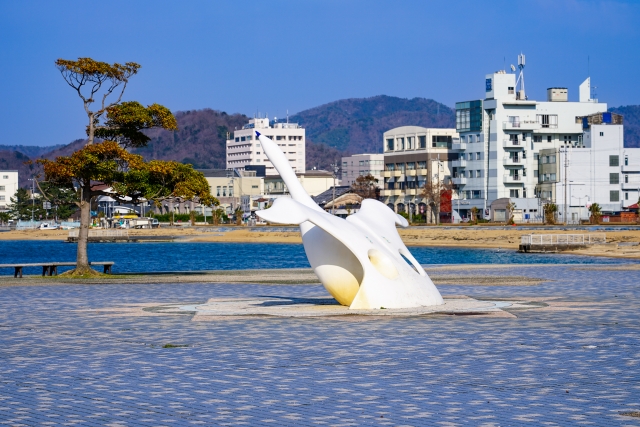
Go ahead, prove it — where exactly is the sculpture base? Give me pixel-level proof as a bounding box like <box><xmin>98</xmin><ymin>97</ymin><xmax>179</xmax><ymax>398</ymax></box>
<box><xmin>165</xmin><ymin>296</ymin><xmax>532</xmax><ymax>318</ymax></box>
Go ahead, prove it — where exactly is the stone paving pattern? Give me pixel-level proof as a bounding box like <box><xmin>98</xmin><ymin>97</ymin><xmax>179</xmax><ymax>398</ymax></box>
<box><xmin>1</xmin><ymin>264</ymin><xmax>640</xmax><ymax>426</ymax></box>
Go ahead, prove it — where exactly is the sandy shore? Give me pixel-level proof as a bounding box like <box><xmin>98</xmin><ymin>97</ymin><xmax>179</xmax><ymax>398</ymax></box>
<box><xmin>2</xmin><ymin>225</ymin><xmax>640</xmax><ymax>259</ymax></box>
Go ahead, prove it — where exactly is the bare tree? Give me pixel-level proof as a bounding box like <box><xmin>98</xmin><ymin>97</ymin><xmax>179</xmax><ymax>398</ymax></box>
<box><xmin>350</xmin><ymin>174</ymin><xmax>379</xmax><ymax>200</ymax></box>
<box><xmin>420</xmin><ymin>178</ymin><xmax>455</xmax><ymax>224</ymax></box>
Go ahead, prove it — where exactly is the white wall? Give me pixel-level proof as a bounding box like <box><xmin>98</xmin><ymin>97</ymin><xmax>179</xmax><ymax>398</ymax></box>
<box><xmin>0</xmin><ymin>171</ymin><xmax>19</xmax><ymax>212</ymax></box>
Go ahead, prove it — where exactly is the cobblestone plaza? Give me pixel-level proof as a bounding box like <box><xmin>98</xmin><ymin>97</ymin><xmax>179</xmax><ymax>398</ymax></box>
<box><xmin>1</xmin><ymin>264</ymin><xmax>640</xmax><ymax>426</ymax></box>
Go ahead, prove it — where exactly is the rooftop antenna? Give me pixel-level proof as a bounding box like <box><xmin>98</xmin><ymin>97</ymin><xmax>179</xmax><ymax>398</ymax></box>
<box><xmin>515</xmin><ymin>53</ymin><xmax>526</xmax><ymax>100</ymax></box>
<box><xmin>286</xmin><ymin>109</ymin><xmax>289</xmax><ymax>124</ymax></box>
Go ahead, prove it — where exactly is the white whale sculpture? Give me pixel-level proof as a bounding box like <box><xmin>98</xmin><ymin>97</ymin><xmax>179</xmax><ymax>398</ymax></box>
<box><xmin>255</xmin><ymin>131</ymin><xmax>444</xmax><ymax>309</ymax></box>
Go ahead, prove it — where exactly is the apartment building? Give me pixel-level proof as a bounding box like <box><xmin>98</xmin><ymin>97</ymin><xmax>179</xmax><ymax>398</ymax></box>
<box><xmin>226</xmin><ymin>118</ymin><xmax>305</xmax><ymax>176</ymax></box>
<box><xmin>381</xmin><ymin>126</ymin><xmax>458</xmax><ymax>220</ymax></box>
<box><xmin>453</xmin><ymin>56</ymin><xmax>607</xmax><ymax>219</ymax></box>
<box><xmin>537</xmin><ymin>112</ymin><xmax>640</xmax><ymax>222</ymax></box>
<box><xmin>0</xmin><ymin>171</ymin><xmax>19</xmax><ymax>212</ymax></box>
<box><xmin>341</xmin><ymin>154</ymin><xmax>384</xmax><ymax>188</ymax></box>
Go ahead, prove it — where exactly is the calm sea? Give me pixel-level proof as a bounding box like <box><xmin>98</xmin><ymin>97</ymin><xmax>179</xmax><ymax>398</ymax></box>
<box><xmin>0</xmin><ymin>240</ymin><xmax>631</xmax><ymax>276</ymax></box>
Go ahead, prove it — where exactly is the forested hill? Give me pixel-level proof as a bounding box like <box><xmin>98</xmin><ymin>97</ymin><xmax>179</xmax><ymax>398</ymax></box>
<box><xmin>289</xmin><ymin>95</ymin><xmax>455</xmax><ymax>155</ymax></box>
<box><xmin>609</xmin><ymin>105</ymin><xmax>640</xmax><ymax>148</ymax></box>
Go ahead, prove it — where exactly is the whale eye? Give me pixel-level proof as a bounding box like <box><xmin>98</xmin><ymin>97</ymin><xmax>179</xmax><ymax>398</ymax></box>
<box><xmin>367</xmin><ymin>249</ymin><xmax>398</xmax><ymax>279</ymax></box>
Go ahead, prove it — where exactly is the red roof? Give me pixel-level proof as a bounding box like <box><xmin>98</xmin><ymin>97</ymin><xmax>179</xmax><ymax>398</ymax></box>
<box><xmin>628</xmin><ymin>203</ymin><xmax>639</xmax><ymax>209</ymax></box>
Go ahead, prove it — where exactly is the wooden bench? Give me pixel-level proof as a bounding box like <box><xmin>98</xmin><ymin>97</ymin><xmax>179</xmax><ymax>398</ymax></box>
<box><xmin>0</xmin><ymin>262</ymin><xmax>115</xmax><ymax>278</ymax></box>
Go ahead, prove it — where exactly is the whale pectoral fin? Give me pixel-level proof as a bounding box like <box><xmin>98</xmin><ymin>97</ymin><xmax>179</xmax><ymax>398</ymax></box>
<box><xmin>255</xmin><ymin>197</ymin><xmax>310</xmax><ymax>225</ymax></box>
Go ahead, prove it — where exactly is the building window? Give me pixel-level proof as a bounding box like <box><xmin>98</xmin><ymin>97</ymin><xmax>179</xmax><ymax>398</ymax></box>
<box><xmin>396</xmin><ymin>163</ymin><xmax>405</xmax><ymax>173</ymax></box>
<box><xmin>398</xmin><ymin>138</ymin><xmax>405</xmax><ymax>150</ymax></box>
<box><xmin>472</xmin><ymin>190</ymin><xmax>481</xmax><ymax>198</ymax></box>
<box><xmin>610</xmin><ymin>155</ymin><xmax>619</xmax><ymax>167</ymax></box>
<box><xmin>407</xmin><ymin>137</ymin><xmax>414</xmax><ymax>149</ymax></box>
<box><xmin>610</xmin><ymin>190</ymin><xmax>620</xmax><ymax>202</ymax></box>
<box><xmin>610</xmin><ymin>173</ymin><xmax>619</xmax><ymax>184</ymax></box>
<box><xmin>547</xmin><ymin>135</ymin><xmax>552</xmax><ymax>142</ymax></box>
<box><xmin>418</xmin><ymin>161</ymin><xmax>426</xmax><ymax>169</ymax></box>
<box><xmin>385</xmin><ymin>163</ymin><xmax>395</xmax><ymax>171</ymax></box>
<box><xmin>432</xmin><ymin>135</ymin><xmax>452</xmax><ymax>148</ymax></box>
<box><xmin>0</xmin><ymin>196</ymin><xmax>4</xmax><ymax>201</ymax></box>
<box><xmin>625</xmin><ymin>174</ymin><xmax>629</xmax><ymax>184</ymax></box>
<box><xmin>476</xmin><ymin>152</ymin><xmax>481</xmax><ymax>160</ymax></box>
<box><xmin>534</xmin><ymin>170</ymin><xmax>539</xmax><ymax>178</ymax></box>
<box><xmin>476</xmin><ymin>170</ymin><xmax>481</xmax><ymax>178</ymax></box>
<box><xmin>626</xmin><ymin>192</ymin><xmax>629</xmax><ymax>200</ymax></box>
<box><xmin>510</xmin><ymin>189</ymin><xmax>520</xmax><ymax>198</ymax></box>
<box><xmin>342</xmin><ymin>162</ymin><xmax>347</xmax><ymax>167</ymax></box>
<box><xmin>0</xmin><ymin>186</ymin><xmax>4</xmax><ymax>191</ymax></box>
<box><xmin>625</xmin><ymin>156</ymin><xmax>629</xmax><ymax>166</ymax></box>
<box><xmin>537</xmin><ymin>114</ymin><xmax>558</xmax><ymax>128</ymax></box>
<box><xmin>216</xmin><ymin>186</ymin><xmax>221</xmax><ymax>197</ymax></box>
<box><xmin>600</xmin><ymin>132</ymin><xmax>604</xmax><ymax>137</ymax></box>
<box><xmin>418</xmin><ymin>135</ymin><xmax>426</xmax><ymax>149</ymax></box>
<box><xmin>508</xmin><ymin>86</ymin><xmax>514</xmax><ymax>94</ymax></box>
<box><xmin>533</xmin><ymin>135</ymin><xmax>542</xmax><ymax>143</ymax></box>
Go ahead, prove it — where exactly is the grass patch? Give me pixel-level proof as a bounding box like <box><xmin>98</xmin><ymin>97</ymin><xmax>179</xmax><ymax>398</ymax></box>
<box><xmin>162</xmin><ymin>343</ymin><xmax>189</xmax><ymax>348</ymax></box>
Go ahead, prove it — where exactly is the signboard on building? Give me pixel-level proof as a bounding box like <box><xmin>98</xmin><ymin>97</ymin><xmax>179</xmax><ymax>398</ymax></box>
<box><xmin>241</xmin><ymin>195</ymin><xmax>251</xmax><ymax>214</ymax></box>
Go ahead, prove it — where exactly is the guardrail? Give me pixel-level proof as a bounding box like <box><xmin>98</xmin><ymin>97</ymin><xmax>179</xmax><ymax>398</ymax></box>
<box><xmin>521</xmin><ymin>234</ymin><xmax>606</xmax><ymax>245</ymax></box>
<box><xmin>68</xmin><ymin>229</ymin><xmax>129</xmax><ymax>238</ymax></box>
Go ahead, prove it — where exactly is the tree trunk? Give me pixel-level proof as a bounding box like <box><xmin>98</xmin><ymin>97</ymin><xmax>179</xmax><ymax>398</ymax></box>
<box><xmin>74</xmin><ymin>185</ymin><xmax>93</xmax><ymax>274</ymax></box>
<box><xmin>86</xmin><ymin>112</ymin><xmax>95</xmax><ymax>146</ymax></box>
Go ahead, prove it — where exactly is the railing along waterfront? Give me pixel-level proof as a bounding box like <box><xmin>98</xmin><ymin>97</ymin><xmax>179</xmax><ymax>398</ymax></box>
<box><xmin>68</xmin><ymin>229</ymin><xmax>129</xmax><ymax>238</ymax></box>
<box><xmin>520</xmin><ymin>234</ymin><xmax>606</xmax><ymax>245</ymax></box>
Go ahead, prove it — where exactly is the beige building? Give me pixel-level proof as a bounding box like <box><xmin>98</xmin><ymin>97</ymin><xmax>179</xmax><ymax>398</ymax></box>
<box><xmin>265</xmin><ymin>170</ymin><xmax>336</xmax><ymax>197</ymax></box>
<box><xmin>341</xmin><ymin>153</ymin><xmax>384</xmax><ymax>188</ymax></box>
<box><xmin>226</xmin><ymin>117</ymin><xmax>306</xmax><ymax>175</ymax></box>
<box><xmin>200</xmin><ymin>169</ymin><xmax>264</xmax><ymax>214</ymax></box>
<box><xmin>381</xmin><ymin>127</ymin><xmax>458</xmax><ymax>221</ymax></box>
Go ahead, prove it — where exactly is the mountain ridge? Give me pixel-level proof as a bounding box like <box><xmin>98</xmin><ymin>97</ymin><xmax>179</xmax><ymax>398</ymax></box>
<box><xmin>2</xmin><ymin>96</ymin><xmax>640</xmax><ymax>188</ymax></box>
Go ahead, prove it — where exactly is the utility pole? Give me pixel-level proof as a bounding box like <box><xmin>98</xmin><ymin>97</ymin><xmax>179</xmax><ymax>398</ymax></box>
<box><xmin>28</xmin><ymin>178</ymin><xmax>35</xmax><ymax>222</ymax></box>
<box><xmin>563</xmin><ymin>148</ymin><xmax>568</xmax><ymax>225</ymax></box>
<box><xmin>331</xmin><ymin>162</ymin><xmax>338</xmax><ymax>215</ymax></box>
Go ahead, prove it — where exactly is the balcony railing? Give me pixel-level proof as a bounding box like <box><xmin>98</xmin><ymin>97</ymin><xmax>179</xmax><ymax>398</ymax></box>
<box><xmin>452</xmin><ymin>142</ymin><xmax>467</xmax><ymax>151</ymax></box>
<box><xmin>503</xmin><ymin>174</ymin><xmax>524</xmax><ymax>184</ymax></box>
<box><xmin>503</xmin><ymin>157</ymin><xmax>524</xmax><ymax>166</ymax></box>
<box><xmin>503</xmin><ymin>138</ymin><xmax>524</xmax><ymax>149</ymax></box>
<box><xmin>452</xmin><ymin>177</ymin><xmax>467</xmax><ymax>185</ymax></box>
<box><xmin>452</xmin><ymin>159</ymin><xmax>468</xmax><ymax>168</ymax></box>
<box><xmin>503</xmin><ymin>121</ymin><xmax>541</xmax><ymax>130</ymax></box>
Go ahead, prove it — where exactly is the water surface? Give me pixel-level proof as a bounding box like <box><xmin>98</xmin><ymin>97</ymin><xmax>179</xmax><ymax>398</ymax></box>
<box><xmin>0</xmin><ymin>240</ymin><xmax>630</xmax><ymax>276</ymax></box>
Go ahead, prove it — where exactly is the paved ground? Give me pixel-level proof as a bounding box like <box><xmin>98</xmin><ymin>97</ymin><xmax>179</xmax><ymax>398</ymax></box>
<box><xmin>1</xmin><ymin>264</ymin><xmax>640</xmax><ymax>426</ymax></box>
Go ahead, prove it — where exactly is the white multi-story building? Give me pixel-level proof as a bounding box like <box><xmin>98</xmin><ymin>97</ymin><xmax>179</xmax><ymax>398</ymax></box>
<box><xmin>538</xmin><ymin>112</ymin><xmax>640</xmax><ymax>222</ymax></box>
<box><xmin>0</xmin><ymin>171</ymin><xmax>19</xmax><ymax>212</ymax></box>
<box><xmin>226</xmin><ymin>117</ymin><xmax>305</xmax><ymax>176</ymax></box>
<box><xmin>341</xmin><ymin>154</ymin><xmax>384</xmax><ymax>188</ymax></box>
<box><xmin>453</xmin><ymin>55</ymin><xmax>607</xmax><ymax>219</ymax></box>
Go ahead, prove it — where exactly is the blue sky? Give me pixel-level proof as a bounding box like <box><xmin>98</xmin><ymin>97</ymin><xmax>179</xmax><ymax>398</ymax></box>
<box><xmin>1</xmin><ymin>0</ymin><xmax>639</xmax><ymax>147</ymax></box>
